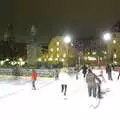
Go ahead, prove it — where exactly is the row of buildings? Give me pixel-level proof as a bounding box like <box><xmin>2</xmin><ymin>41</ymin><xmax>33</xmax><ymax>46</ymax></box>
<box><xmin>0</xmin><ymin>21</ymin><xmax>120</xmax><ymax>66</ymax></box>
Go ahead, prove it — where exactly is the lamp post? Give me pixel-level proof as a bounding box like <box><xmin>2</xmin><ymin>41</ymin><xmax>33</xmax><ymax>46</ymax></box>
<box><xmin>64</xmin><ymin>36</ymin><xmax>71</xmax><ymax>66</ymax></box>
<box><xmin>103</xmin><ymin>32</ymin><xmax>112</xmax><ymax>63</ymax></box>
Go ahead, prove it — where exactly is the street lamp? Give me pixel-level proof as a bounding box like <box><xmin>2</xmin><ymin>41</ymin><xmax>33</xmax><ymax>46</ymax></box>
<box><xmin>64</xmin><ymin>36</ymin><xmax>71</xmax><ymax>44</ymax></box>
<box><xmin>64</xmin><ymin>36</ymin><xmax>71</xmax><ymax>66</ymax></box>
<box><xmin>103</xmin><ymin>32</ymin><xmax>113</xmax><ymax>63</ymax></box>
<box><xmin>103</xmin><ymin>33</ymin><xmax>112</xmax><ymax>41</ymax></box>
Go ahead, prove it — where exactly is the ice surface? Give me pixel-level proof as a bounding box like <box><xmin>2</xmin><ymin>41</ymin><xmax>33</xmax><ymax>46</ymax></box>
<box><xmin>0</xmin><ymin>69</ymin><xmax>120</xmax><ymax>120</ymax></box>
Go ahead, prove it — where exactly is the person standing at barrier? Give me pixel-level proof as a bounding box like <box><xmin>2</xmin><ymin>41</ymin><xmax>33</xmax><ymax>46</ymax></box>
<box><xmin>32</xmin><ymin>69</ymin><xmax>37</xmax><ymax>90</ymax></box>
<box><xmin>59</xmin><ymin>68</ymin><xmax>70</xmax><ymax>97</ymax></box>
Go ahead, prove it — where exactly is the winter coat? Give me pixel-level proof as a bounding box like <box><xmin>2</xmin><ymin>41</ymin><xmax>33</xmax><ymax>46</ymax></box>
<box><xmin>82</xmin><ymin>66</ymin><xmax>88</xmax><ymax>74</ymax></box>
<box><xmin>106</xmin><ymin>65</ymin><xmax>112</xmax><ymax>73</ymax></box>
<box><xmin>32</xmin><ymin>71</ymin><xmax>37</xmax><ymax>80</ymax></box>
<box><xmin>59</xmin><ymin>71</ymin><xmax>70</xmax><ymax>85</ymax></box>
<box><xmin>118</xmin><ymin>67</ymin><xmax>120</xmax><ymax>73</ymax></box>
<box><xmin>86</xmin><ymin>72</ymin><xmax>100</xmax><ymax>88</ymax></box>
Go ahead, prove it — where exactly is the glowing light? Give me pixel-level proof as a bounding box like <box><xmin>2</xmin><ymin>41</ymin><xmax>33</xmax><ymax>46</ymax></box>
<box><xmin>0</xmin><ymin>61</ymin><xmax>4</xmax><ymax>65</ymax></box>
<box><xmin>57</xmin><ymin>54</ymin><xmax>59</xmax><ymax>58</ymax></box>
<box><xmin>88</xmin><ymin>56</ymin><xmax>97</xmax><ymax>61</ymax></box>
<box><xmin>92</xmin><ymin>52</ymin><xmax>96</xmax><ymax>55</ymax></box>
<box><xmin>18</xmin><ymin>58</ymin><xmax>23</xmax><ymax>62</ymax></box>
<box><xmin>50</xmin><ymin>48</ymin><xmax>53</xmax><ymax>52</ymax></box>
<box><xmin>38</xmin><ymin>58</ymin><xmax>41</xmax><ymax>62</ymax></box>
<box><xmin>55</xmin><ymin>58</ymin><xmax>58</xmax><ymax>61</ymax></box>
<box><xmin>48</xmin><ymin>58</ymin><xmax>53</xmax><ymax>61</ymax></box>
<box><xmin>5</xmin><ymin>58</ymin><xmax>9</xmax><ymax>61</ymax></box>
<box><xmin>64</xmin><ymin>36</ymin><xmax>71</xmax><ymax>43</ymax></box>
<box><xmin>57</xmin><ymin>48</ymin><xmax>59</xmax><ymax>51</ymax></box>
<box><xmin>113</xmin><ymin>40</ymin><xmax>116</xmax><ymax>44</ymax></box>
<box><xmin>61</xmin><ymin>58</ymin><xmax>64</xmax><ymax>62</ymax></box>
<box><xmin>103</xmin><ymin>33</ymin><xmax>112</xmax><ymax>41</ymax></box>
<box><xmin>104</xmin><ymin>51</ymin><xmax>107</xmax><ymax>54</ymax></box>
<box><xmin>88</xmin><ymin>52</ymin><xmax>90</xmax><ymax>55</ymax></box>
<box><xmin>56</xmin><ymin>41</ymin><xmax>59</xmax><ymax>46</ymax></box>
<box><xmin>114</xmin><ymin>54</ymin><xmax>117</xmax><ymax>58</ymax></box>
<box><xmin>63</xmin><ymin>53</ymin><xmax>66</xmax><ymax>58</ymax></box>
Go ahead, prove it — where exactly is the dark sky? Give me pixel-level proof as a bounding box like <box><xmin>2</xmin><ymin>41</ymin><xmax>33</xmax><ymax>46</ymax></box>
<box><xmin>1</xmin><ymin>0</ymin><xmax>120</xmax><ymax>41</ymax></box>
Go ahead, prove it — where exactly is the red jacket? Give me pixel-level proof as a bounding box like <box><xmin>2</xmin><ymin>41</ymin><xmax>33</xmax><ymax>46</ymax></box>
<box><xmin>118</xmin><ymin>67</ymin><xmax>120</xmax><ymax>73</ymax></box>
<box><xmin>32</xmin><ymin>71</ymin><xmax>37</xmax><ymax>80</ymax></box>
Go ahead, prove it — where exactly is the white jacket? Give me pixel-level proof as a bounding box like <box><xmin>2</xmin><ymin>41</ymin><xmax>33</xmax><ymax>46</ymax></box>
<box><xmin>59</xmin><ymin>71</ymin><xmax>70</xmax><ymax>85</ymax></box>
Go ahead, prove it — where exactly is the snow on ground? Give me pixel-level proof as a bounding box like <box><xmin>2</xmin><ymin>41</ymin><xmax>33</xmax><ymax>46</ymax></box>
<box><xmin>0</xmin><ymin>69</ymin><xmax>120</xmax><ymax>120</ymax></box>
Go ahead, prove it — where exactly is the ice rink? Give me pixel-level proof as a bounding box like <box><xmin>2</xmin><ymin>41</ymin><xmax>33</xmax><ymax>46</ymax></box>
<box><xmin>0</xmin><ymin>70</ymin><xmax>120</xmax><ymax>120</ymax></box>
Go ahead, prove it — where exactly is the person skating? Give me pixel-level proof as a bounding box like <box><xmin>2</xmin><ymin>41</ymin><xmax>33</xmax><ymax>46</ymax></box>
<box><xmin>31</xmin><ymin>69</ymin><xmax>37</xmax><ymax>90</ymax></box>
<box><xmin>86</xmin><ymin>69</ymin><xmax>101</xmax><ymax>98</ymax></box>
<box><xmin>106</xmin><ymin>64</ymin><xmax>113</xmax><ymax>80</ymax></box>
<box><xmin>55</xmin><ymin>69</ymin><xmax>59</xmax><ymax>80</ymax></box>
<box><xmin>117</xmin><ymin>66</ymin><xmax>120</xmax><ymax>80</ymax></box>
<box><xmin>59</xmin><ymin>68</ymin><xmax>70</xmax><ymax>96</ymax></box>
<box><xmin>98</xmin><ymin>70</ymin><xmax>106</xmax><ymax>83</ymax></box>
<box><xmin>81</xmin><ymin>64</ymin><xmax>88</xmax><ymax>78</ymax></box>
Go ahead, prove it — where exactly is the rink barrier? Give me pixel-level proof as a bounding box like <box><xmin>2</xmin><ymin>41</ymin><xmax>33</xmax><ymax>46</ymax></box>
<box><xmin>0</xmin><ymin>68</ymin><xmax>75</xmax><ymax>79</ymax></box>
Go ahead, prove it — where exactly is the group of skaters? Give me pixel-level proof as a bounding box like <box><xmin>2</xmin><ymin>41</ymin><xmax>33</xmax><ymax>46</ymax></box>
<box><xmin>31</xmin><ymin>64</ymin><xmax>120</xmax><ymax>99</ymax></box>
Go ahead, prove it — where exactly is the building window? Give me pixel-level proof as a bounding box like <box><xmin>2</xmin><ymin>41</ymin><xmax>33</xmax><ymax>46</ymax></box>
<box><xmin>56</xmin><ymin>41</ymin><xmax>59</xmax><ymax>46</ymax></box>
<box><xmin>57</xmin><ymin>54</ymin><xmax>59</xmax><ymax>58</ymax></box>
<box><xmin>50</xmin><ymin>48</ymin><xmax>53</xmax><ymax>52</ymax></box>
<box><xmin>63</xmin><ymin>53</ymin><xmax>66</xmax><ymax>58</ymax></box>
<box><xmin>57</xmin><ymin>48</ymin><xmax>59</xmax><ymax>51</ymax></box>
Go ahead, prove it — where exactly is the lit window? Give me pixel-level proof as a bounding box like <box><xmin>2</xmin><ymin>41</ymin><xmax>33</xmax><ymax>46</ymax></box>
<box><xmin>48</xmin><ymin>58</ymin><xmax>53</xmax><ymax>61</ymax></box>
<box><xmin>63</xmin><ymin>53</ymin><xmax>66</xmax><ymax>58</ymax></box>
<box><xmin>38</xmin><ymin>58</ymin><xmax>41</xmax><ymax>62</ymax></box>
<box><xmin>61</xmin><ymin>58</ymin><xmax>64</xmax><ymax>62</ymax></box>
<box><xmin>113</xmin><ymin>40</ymin><xmax>116</xmax><ymax>44</ymax></box>
<box><xmin>92</xmin><ymin>52</ymin><xmax>96</xmax><ymax>55</ymax></box>
<box><xmin>104</xmin><ymin>51</ymin><xmax>107</xmax><ymax>54</ymax></box>
<box><xmin>57</xmin><ymin>48</ymin><xmax>59</xmax><ymax>51</ymax></box>
<box><xmin>50</xmin><ymin>48</ymin><xmax>53</xmax><ymax>52</ymax></box>
<box><xmin>55</xmin><ymin>58</ymin><xmax>58</xmax><ymax>61</ymax></box>
<box><xmin>56</xmin><ymin>41</ymin><xmax>59</xmax><ymax>46</ymax></box>
<box><xmin>57</xmin><ymin>54</ymin><xmax>59</xmax><ymax>58</ymax></box>
<box><xmin>114</xmin><ymin>54</ymin><xmax>117</xmax><ymax>58</ymax></box>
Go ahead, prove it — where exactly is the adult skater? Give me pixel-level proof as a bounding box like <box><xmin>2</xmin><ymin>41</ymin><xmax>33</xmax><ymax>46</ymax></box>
<box><xmin>106</xmin><ymin>64</ymin><xmax>113</xmax><ymax>80</ymax></box>
<box><xmin>117</xmin><ymin>66</ymin><xmax>120</xmax><ymax>80</ymax></box>
<box><xmin>98</xmin><ymin>70</ymin><xmax>106</xmax><ymax>83</ymax></box>
<box><xmin>81</xmin><ymin>64</ymin><xmax>88</xmax><ymax>78</ymax></box>
<box><xmin>86</xmin><ymin>69</ymin><xmax>101</xmax><ymax>98</ymax></box>
<box><xmin>31</xmin><ymin>69</ymin><xmax>37</xmax><ymax>90</ymax></box>
<box><xmin>55</xmin><ymin>69</ymin><xmax>59</xmax><ymax>80</ymax></box>
<box><xmin>59</xmin><ymin>68</ymin><xmax>70</xmax><ymax>96</ymax></box>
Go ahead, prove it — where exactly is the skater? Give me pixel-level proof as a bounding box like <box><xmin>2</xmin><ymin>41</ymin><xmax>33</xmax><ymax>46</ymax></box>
<box><xmin>76</xmin><ymin>71</ymin><xmax>79</xmax><ymax>80</ymax></box>
<box><xmin>74</xmin><ymin>65</ymin><xmax>79</xmax><ymax>80</ymax></box>
<box><xmin>86</xmin><ymin>69</ymin><xmax>101</xmax><ymax>98</ymax></box>
<box><xmin>117</xmin><ymin>66</ymin><xmax>120</xmax><ymax>80</ymax></box>
<box><xmin>106</xmin><ymin>64</ymin><xmax>113</xmax><ymax>80</ymax></box>
<box><xmin>98</xmin><ymin>70</ymin><xmax>106</xmax><ymax>82</ymax></box>
<box><xmin>59</xmin><ymin>68</ymin><xmax>70</xmax><ymax>96</ymax></box>
<box><xmin>12</xmin><ymin>66</ymin><xmax>20</xmax><ymax>80</ymax></box>
<box><xmin>31</xmin><ymin>69</ymin><xmax>37</xmax><ymax>90</ymax></box>
<box><xmin>55</xmin><ymin>69</ymin><xmax>59</xmax><ymax>80</ymax></box>
<box><xmin>81</xmin><ymin>64</ymin><xmax>88</xmax><ymax>78</ymax></box>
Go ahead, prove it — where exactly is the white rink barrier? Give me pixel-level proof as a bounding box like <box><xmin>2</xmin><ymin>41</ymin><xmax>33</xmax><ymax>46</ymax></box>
<box><xmin>0</xmin><ymin>68</ymin><xmax>56</xmax><ymax>78</ymax></box>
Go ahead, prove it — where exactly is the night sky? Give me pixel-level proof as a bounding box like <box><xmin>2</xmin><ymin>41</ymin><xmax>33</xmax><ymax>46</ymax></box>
<box><xmin>1</xmin><ymin>0</ymin><xmax>120</xmax><ymax>41</ymax></box>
